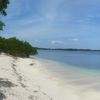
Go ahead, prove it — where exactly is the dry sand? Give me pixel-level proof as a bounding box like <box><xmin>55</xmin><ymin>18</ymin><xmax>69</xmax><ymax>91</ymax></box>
<box><xmin>0</xmin><ymin>54</ymin><xmax>100</xmax><ymax>100</ymax></box>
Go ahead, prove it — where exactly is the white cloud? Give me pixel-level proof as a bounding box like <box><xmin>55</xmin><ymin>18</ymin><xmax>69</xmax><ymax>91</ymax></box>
<box><xmin>72</xmin><ymin>38</ymin><xmax>79</xmax><ymax>41</ymax></box>
<box><xmin>34</xmin><ymin>39</ymin><xmax>39</xmax><ymax>42</ymax></box>
<box><xmin>51</xmin><ymin>40</ymin><xmax>64</xmax><ymax>45</ymax></box>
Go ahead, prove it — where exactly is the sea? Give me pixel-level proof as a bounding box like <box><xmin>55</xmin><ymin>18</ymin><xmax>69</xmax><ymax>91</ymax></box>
<box><xmin>34</xmin><ymin>50</ymin><xmax>100</xmax><ymax>88</ymax></box>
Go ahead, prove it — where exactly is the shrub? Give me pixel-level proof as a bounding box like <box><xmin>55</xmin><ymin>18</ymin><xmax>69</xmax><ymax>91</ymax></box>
<box><xmin>0</xmin><ymin>37</ymin><xmax>37</xmax><ymax>57</ymax></box>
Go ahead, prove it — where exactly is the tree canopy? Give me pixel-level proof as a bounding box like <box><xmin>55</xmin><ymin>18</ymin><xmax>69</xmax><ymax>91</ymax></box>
<box><xmin>0</xmin><ymin>37</ymin><xmax>37</xmax><ymax>57</ymax></box>
<box><xmin>0</xmin><ymin>0</ymin><xmax>9</xmax><ymax>30</ymax></box>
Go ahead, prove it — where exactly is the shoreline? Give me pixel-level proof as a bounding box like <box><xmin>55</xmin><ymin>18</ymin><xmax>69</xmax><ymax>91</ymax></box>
<box><xmin>0</xmin><ymin>54</ymin><xmax>100</xmax><ymax>100</ymax></box>
<box><xmin>35</xmin><ymin>57</ymin><xmax>100</xmax><ymax>81</ymax></box>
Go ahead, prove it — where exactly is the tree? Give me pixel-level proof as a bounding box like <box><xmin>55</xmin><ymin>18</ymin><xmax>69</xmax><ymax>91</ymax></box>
<box><xmin>0</xmin><ymin>37</ymin><xmax>37</xmax><ymax>57</ymax></box>
<box><xmin>0</xmin><ymin>0</ymin><xmax>9</xmax><ymax>30</ymax></box>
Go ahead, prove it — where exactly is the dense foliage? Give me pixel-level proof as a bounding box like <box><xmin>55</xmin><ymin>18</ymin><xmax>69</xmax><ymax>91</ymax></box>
<box><xmin>0</xmin><ymin>0</ymin><xmax>9</xmax><ymax>30</ymax></box>
<box><xmin>0</xmin><ymin>37</ymin><xmax>37</xmax><ymax>57</ymax></box>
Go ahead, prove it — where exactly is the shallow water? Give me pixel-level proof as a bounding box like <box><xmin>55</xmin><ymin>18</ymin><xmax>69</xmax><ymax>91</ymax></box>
<box><xmin>34</xmin><ymin>50</ymin><xmax>100</xmax><ymax>90</ymax></box>
<box><xmin>36</xmin><ymin>50</ymin><xmax>100</xmax><ymax>70</ymax></box>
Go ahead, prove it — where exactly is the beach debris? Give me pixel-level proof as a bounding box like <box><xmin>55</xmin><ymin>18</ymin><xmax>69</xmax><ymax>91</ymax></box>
<box><xmin>30</xmin><ymin>63</ymin><xmax>35</xmax><ymax>66</ymax></box>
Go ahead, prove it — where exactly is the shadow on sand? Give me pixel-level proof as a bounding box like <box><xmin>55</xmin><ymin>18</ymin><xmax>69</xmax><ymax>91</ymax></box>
<box><xmin>0</xmin><ymin>78</ymin><xmax>16</xmax><ymax>100</ymax></box>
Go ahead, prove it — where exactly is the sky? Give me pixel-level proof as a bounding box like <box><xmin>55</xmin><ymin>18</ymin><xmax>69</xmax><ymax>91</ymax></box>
<box><xmin>1</xmin><ymin>0</ymin><xmax>100</xmax><ymax>49</ymax></box>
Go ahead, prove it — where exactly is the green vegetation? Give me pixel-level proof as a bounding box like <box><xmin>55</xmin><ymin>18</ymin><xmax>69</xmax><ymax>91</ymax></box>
<box><xmin>0</xmin><ymin>37</ymin><xmax>37</xmax><ymax>57</ymax></box>
<box><xmin>0</xmin><ymin>0</ymin><xmax>9</xmax><ymax>30</ymax></box>
<box><xmin>0</xmin><ymin>1</ymin><xmax>37</xmax><ymax>57</ymax></box>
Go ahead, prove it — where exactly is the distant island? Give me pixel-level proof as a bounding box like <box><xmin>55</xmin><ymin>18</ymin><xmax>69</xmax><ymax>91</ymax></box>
<box><xmin>37</xmin><ymin>47</ymin><xmax>100</xmax><ymax>52</ymax></box>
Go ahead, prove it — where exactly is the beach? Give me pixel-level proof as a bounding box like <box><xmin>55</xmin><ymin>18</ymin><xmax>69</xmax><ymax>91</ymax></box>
<box><xmin>0</xmin><ymin>54</ymin><xmax>100</xmax><ymax>100</ymax></box>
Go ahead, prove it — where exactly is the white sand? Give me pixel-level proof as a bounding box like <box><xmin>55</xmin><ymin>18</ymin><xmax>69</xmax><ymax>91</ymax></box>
<box><xmin>0</xmin><ymin>54</ymin><xmax>100</xmax><ymax>100</ymax></box>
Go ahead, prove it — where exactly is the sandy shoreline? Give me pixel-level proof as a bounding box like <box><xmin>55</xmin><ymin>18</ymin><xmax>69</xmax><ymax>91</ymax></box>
<box><xmin>0</xmin><ymin>54</ymin><xmax>100</xmax><ymax>100</ymax></box>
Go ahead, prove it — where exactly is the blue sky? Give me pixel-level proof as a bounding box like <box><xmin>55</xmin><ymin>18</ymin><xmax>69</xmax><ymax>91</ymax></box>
<box><xmin>1</xmin><ymin>0</ymin><xmax>100</xmax><ymax>49</ymax></box>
